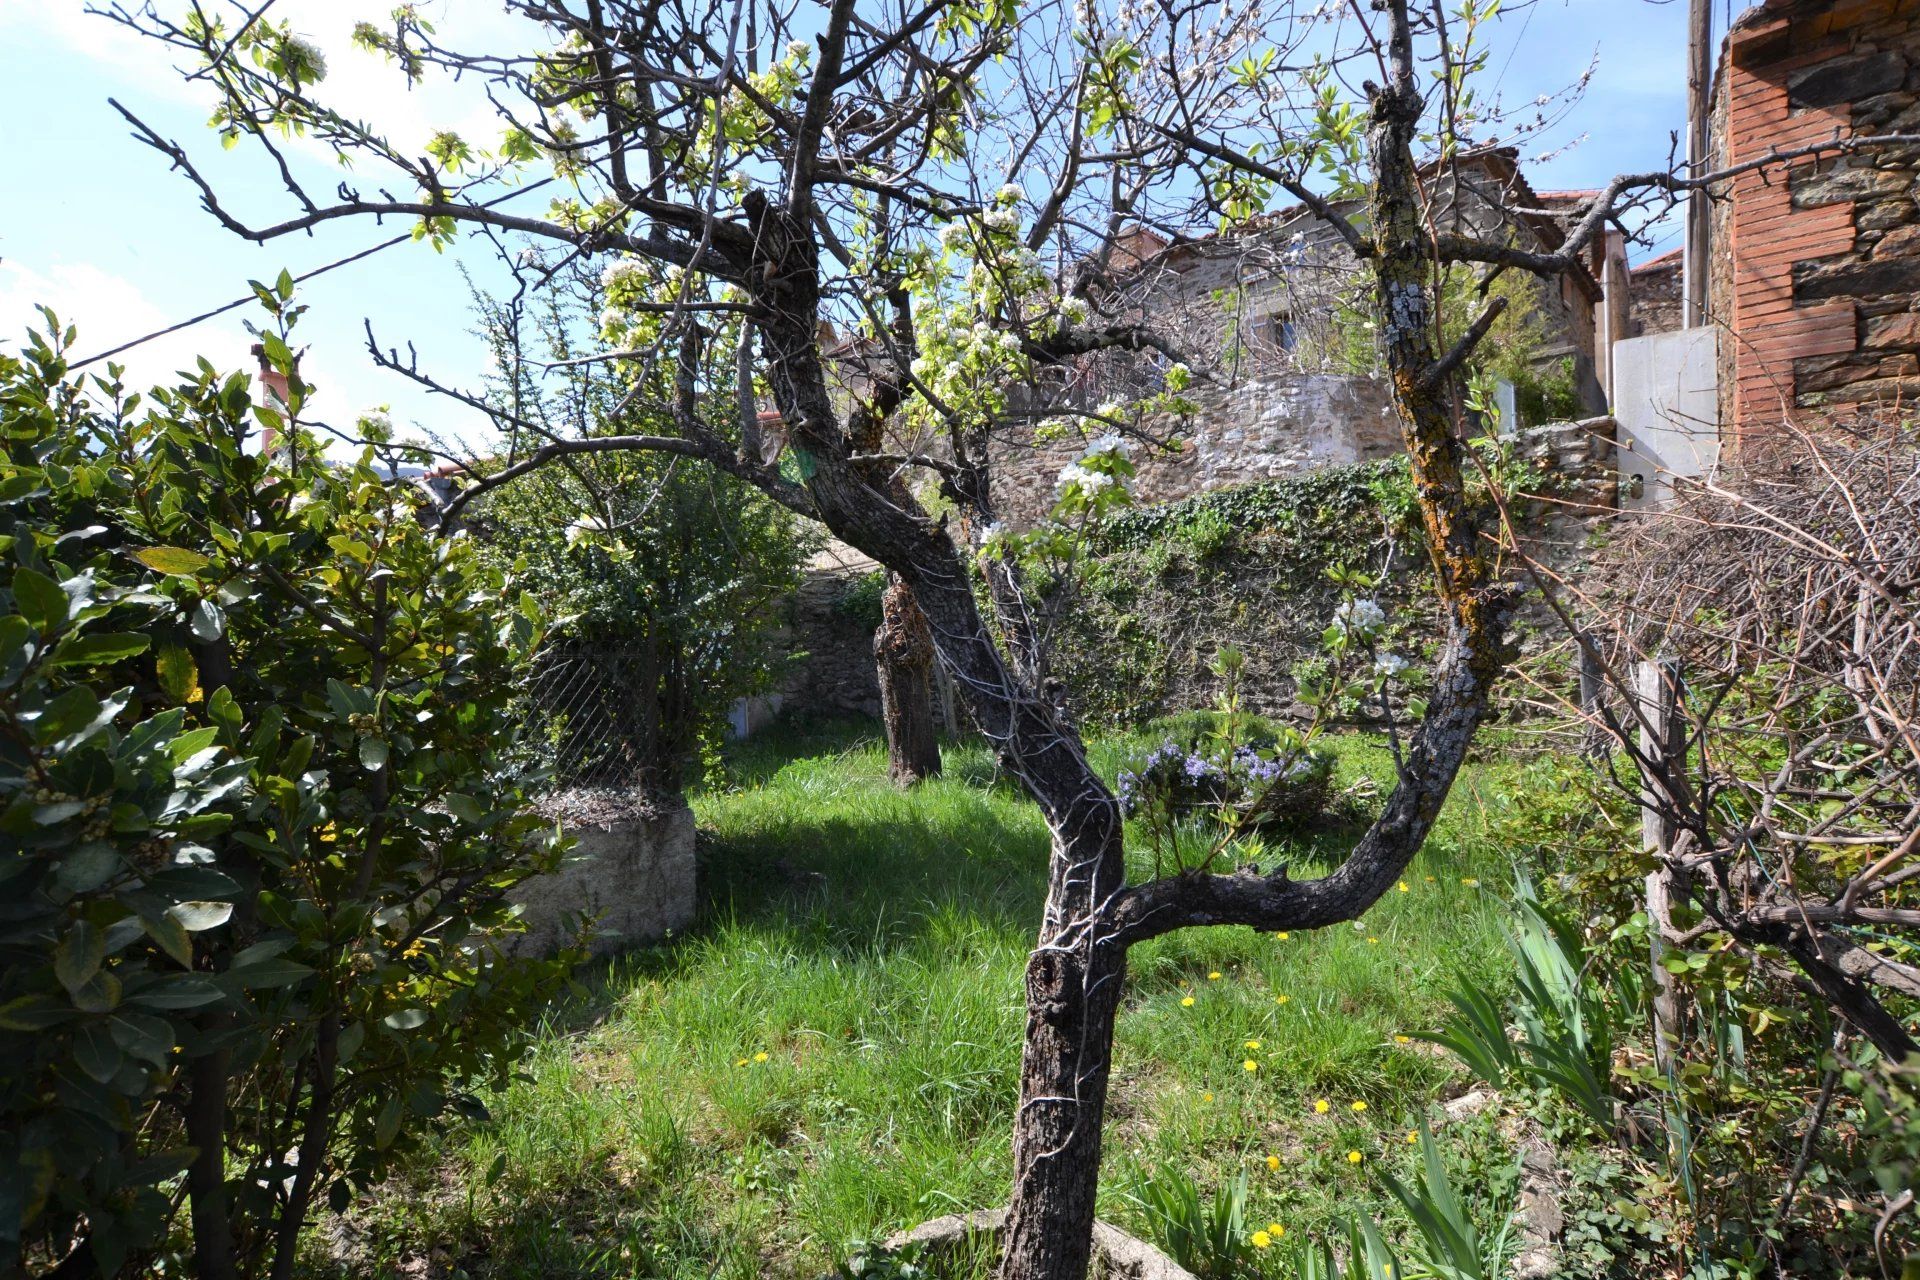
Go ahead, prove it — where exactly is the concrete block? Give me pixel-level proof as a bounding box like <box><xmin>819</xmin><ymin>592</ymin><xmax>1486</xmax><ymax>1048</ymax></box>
<box><xmin>510</xmin><ymin>793</ymin><xmax>696</xmax><ymax>957</ymax></box>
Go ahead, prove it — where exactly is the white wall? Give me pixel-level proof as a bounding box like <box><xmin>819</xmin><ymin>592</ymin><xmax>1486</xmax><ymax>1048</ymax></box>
<box><xmin>1612</xmin><ymin>328</ymin><xmax>1720</xmax><ymax>510</ymax></box>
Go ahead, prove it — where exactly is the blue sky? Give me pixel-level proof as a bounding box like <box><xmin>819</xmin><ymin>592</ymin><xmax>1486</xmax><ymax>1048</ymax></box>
<box><xmin>0</xmin><ymin>0</ymin><xmax>1715</xmax><ymax>447</ymax></box>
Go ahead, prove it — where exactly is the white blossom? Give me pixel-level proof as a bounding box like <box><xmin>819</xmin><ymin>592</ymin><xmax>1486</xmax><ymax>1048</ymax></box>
<box><xmin>1055</xmin><ymin>461</ymin><xmax>1116</xmax><ymax>496</ymax></box>
<box><xmin>787</xmin><ymin>39</ymin><xmax>812</xmax><ymax>58</ymax></box>
<box><xmin>1334</xmin><ymin>597</ymin><xmax>1388</xmax><ymax>635</ymax></box>
<box><xmin>1374</xmin><ymin>652</ymin><xmax>1409</xmax><ymax>678</ymax></box>
<box><xmin>357</xmin><ymin>410</ymin><xmax>394</xmax><ymax>444</ymax></box>
<box><xmin>996</xmin><ymin>182</ymin><xmax>1024</xmax><ymax>205</ymax></box>
<box><xmin>1083</xmin><ymin>433</ymin><xmax>1131</xmax><ymax>459</ymax></box>
<box><xmin>1060</xmin><ymin>296</ymin><xmax>1091</xmax><ymax>326</ymax></box>
<box><xmin>599</xmin><ymin>256</ymin><xmax>645</xmax><ymax>288</ymax></box>
<box><xmin>282</xmin><ymin>33</ymin><xmax>328</xmax><ymax>82</ymax></box>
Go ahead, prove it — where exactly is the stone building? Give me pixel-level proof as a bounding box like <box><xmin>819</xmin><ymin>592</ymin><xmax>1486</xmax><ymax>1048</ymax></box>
<box><xmin>987</xmin><ymin>146</ymin><xmax>1630</xmax><ymax>527</ymax></box>
<box><xmin>1709</xmin><ymin>0</ymin><xmax>1920</xmax><ymax>443</ymax></box>
<box><xmin>1628</xmin><ymin>248</ymin><xmax>1684</xmax><ymax>338</ymax></box>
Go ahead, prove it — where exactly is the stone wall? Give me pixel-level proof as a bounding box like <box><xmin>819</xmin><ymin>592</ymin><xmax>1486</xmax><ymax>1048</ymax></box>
<box><xmin>1713</xmin><ymin>0</ymin><xmax>1920</xmax><ymax>441</ymax></box>
<box><xmin>510</xmin><ymin>791</ymin><xmax>696</xmax><ymax>958</ymax></box>
<box><xmin>1629</xmin><ymin>250</ymin><xmax>1684</xmax><ymax>337</ymax></box>
<box><xmin>990</xmin><ymin>372</ymin><xmax>1402</xmax><ymax>530</ymax></box>
<box><xmin>1040</xmin><ymin>420</ymin><xmax>1618</xmax><ymax>727</ymax></box>
<box><xmin>775</xmin><ymin>541</ymin><xmax>885</xmax><ymax>720</ymax></box>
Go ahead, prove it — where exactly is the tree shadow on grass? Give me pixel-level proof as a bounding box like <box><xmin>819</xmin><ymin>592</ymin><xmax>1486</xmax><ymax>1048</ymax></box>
<box><xmin>550</xmin><ymin>744</ymin><xmax>1052</xmax><ymax>1035</ymax></box>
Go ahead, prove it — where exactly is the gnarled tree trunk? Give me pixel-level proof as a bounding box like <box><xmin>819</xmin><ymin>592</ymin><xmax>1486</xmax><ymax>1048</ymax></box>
<box><xmin>874</xmin><ymin>573</ymin><xmax>942</xmax><ymax>785</ymax></box>
<box><xmin>997</xmin><ymin>817</ymin><xmax>1130</xmax><ymax>1280</ymax></box>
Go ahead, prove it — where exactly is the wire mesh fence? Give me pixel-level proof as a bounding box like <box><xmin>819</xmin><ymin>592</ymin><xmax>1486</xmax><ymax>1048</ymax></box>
<box><xmin>517</xmin><ymin>642</ymin><xmax>653</xmax><ymax>789</ymax></box>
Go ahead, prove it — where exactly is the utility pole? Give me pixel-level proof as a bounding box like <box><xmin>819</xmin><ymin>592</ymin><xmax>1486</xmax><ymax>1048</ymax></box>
<box><xmin>1683</xmin><ymin>0</ymin><xmax>1713</xmax><ymax>327</ymax></box>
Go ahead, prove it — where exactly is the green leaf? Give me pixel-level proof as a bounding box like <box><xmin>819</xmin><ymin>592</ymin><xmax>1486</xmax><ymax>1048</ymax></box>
<box><xmin>374</xmin><ymin>1094</ymin><xmax>403</xmax><ymax>1149</ymax></box>
<box><xmin>131</xmin><ymin>546</ymin><xmax>213</xmax><ymax>577</ymax></box>
<box><xmin>129</xmin><ymin>974</ymin><xmax>226</xmax><ymax>1010</ymax></box>
<box><xmin>50</xmin><ymin>632</ymin><xmax>152</xmax><ymax>667</ymax></box>
<box><xmin>229</xmin><ymin>956</ymin><xmax>314</xmax><ymax>989</ymax></box>
<box><xmin>156</xmin><ymin>645</ymin><xmax>199</xmax><ymax>703</ymax></box>
<box><xmin>0</xmin><ymin>994</ymin><xmax>78</xmax><ymax>1031</ymax></box>
<box><xmin>359</xmin><ymin>738</ymin><xmax>388</xmax><ymax>771</ymax></box>
<box><xmin>73</xmin><ymin>1021</ymin><xmax>124</xmax><ymax>1083</ymax></box>
<box><xmin>142</xmin><ymin>911</ymin><xmax>193</xmax><ymax>968</ymax></box>
<box><xmin>55</xmin><ymin>921</ymin><xmax>105</xmax><ymax>993</ymax></box>
<box><xmin>12</xmin><ymin>565</ymin><xmax>68</xmax><ymax>630</ymax></box>
<box><xmin>382</xmin><ymin>1007</ymin><xmax>428</xmax><ymax>1031</ymax></box>
<box><xmin>169</xmin><ymin>900</ymin><xmax>234</xmax><ymax>932</ymax></box>
<box><xmin>189</xmin><ymin>599</ymin><xmax>226</xmax><ymax>641</ymax></box>
<box><xmin>55</xmin><ymin>844</ymin><xmax>120</xmax><ymax>893</ymax></box>
<box><xmin>33</xmin><ymin>685</ymin><xmax>101</xmax><ymax>744</ymax></box>
<box><xmin>70</xmin><ymin>969</ymin><xmax>122</xmax><ymax>1014</ymax></box>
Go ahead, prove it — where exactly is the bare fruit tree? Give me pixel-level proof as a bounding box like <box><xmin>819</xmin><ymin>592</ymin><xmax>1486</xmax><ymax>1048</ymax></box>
<box><xmin>98</xmin><ymin>0</ymin><xmax>1915</xmax><ymax>1275</ymax></box>
<box><xmin>1528</xmin><ymin>420</ymin><xmax>1920</xmax><ymax>1066</ymax></box>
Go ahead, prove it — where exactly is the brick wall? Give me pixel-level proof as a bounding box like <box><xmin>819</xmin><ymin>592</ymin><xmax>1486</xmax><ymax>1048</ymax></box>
<box><xmin>1715</xmin><ymin>0</ymin><xmax>1920</xmax><ymax>442</ymax></box>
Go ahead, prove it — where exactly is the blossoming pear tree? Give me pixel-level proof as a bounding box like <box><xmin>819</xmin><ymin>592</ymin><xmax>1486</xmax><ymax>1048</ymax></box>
<box><xmin>103</xmin><ymin>1</ymin><xmax>1916</xmax><ymax>1276</ymax></box>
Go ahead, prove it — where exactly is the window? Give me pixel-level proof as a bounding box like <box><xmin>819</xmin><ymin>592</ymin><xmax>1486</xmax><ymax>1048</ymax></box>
<box><xmin>1251</xmin><ymin>312</ymin><xmax>1298</xmax><ymax>353</ymax></box>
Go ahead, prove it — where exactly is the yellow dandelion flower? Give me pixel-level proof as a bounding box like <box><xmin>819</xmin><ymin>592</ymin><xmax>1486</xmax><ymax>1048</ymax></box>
<box><xmin>753</xmin><ymin>1051</ymin><xmax>769</xmax><ymax>1063</ymax></box>
<box><xmin>1397</xmin><ymin>881</ymin><xmax>1409</xmax><ymax>893</ymax></box>
<box><xmin>1202</xmin><ymin>1092</ymin><xmax>1214</xmax><ymax>1102</ymax></box>
<box><xmin>1347</xmin><ymin>1150</ymin><xmax>1363</xmax><ymax>1165</ymax></box>
<box><xmin>1275</xmin><ymin>994</ymin><xmax>1290</xmax><ymax>1004</ymax></box>
<box><xmin>1245</xmin><ymin>1039</ymin><xmax>1262</xmax><ymax>1050</ymax></box>
<box><xmin>1267</xmin><ymin>1223</ymin><xmax>1285</xmax><ymax>1239</ymax></box>
<box><xmin>1251</xmin><ymin>1231</ymin><xmax>1273</xmax><ymax>1250</ymax></box>
<box><xmin>1351</xmin><ymin>1100</ymin><xmax>1367</xmax><ymax>1113</ymax></box>
<box><xmin>1181</xmin><ymin>996</ymin><xmax>1196</xmax><ymax>1007</ymax></box>
<box><xmin>1406</xmin><ymin>1130</ymin><xmax>1419</xmax><ymax>1145</ymax></box>
<box><xmin>1243</xmin><ymin>1059</ymin><xmax>1259</xmax><ymax>1072</ymax></box>
<box><xmin>1274</xmin><ymin>931</ymin><xmax>1290</xmax><ymax>940</ymax></box>
<box><xmin>1366</xmin><ymin>936</ymin><xmax>1378</xmax><ymax>945</ymax></box>
<box><xmin>1266</xmin><ymin>1154</ymin><xmax>1280</xmax><ymax>1171</ymax></box>
<box><xmin>1207</xmin><ymin>971</ymin><xmax>1222</xmax><ymax>981</ymax></box>
<box><xmin>1394</xmin><ymin>1035</ymin><xmax>1412</xmax><ymax>1044</ymax></box>
<box><xmin>1314</xmin><ymin>1098</ymin><xmax>1330</xmax><ymax>1115</ymax></box>
<box><xmin>1461</xmin><ymin>877</ymin><xmax>1480</xmax><ymax>887</ymax></box>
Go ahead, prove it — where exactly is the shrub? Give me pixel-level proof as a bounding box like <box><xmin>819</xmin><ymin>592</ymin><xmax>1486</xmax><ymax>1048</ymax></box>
<box><xmin>470</xmin><ymin>276</ymin><xmax>806</xmax><ymax>795</ymax></box>
<box><xmin>1116</xmin><ymin>735</ymin><xmax>1334</xmax><ymax>834</ymax></box>
<box><xmin>1</xmin><ymin>301</ymin><xmax>573</xmax><ymax>1279</ymax></box>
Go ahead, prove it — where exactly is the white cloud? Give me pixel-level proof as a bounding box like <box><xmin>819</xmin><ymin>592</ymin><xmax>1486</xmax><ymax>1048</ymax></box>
<box><xmin>0</xmin><ymin>257</ymin><xmax>255</xmax><ymax>389</ymax></box>
<box><xmin>0</xmin><ymin>257</ymin><xmax>360</xmax><ymax>424</ymax></box>
<box><xmin>3</xmin><ymin>1</ymin><xmax>530</xmax><ymax>167</ymax></box>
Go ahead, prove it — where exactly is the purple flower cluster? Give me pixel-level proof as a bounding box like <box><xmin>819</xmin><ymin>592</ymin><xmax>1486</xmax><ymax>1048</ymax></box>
<box><xmin>1118</xmin><ymin>736</ymin><xmax>1328</xmax><ymax>824</ymax></box>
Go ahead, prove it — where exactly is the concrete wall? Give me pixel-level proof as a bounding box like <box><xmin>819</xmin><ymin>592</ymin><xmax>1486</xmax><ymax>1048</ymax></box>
<box><xmin>1614</xmin><ymin>327</ymin><xmax>1721</xmax><ymax>510</ymax></box>
<box><xmin>509</xmin><ymin>794</ymin><xmax>696</xmax><ymax>958</ymax></box>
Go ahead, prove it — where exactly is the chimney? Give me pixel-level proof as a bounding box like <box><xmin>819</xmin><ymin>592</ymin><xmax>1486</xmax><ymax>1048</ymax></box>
<box><xmin>252</xmin><ymin>342</ymin><xmax>292</xmax><ymax>455</ymax></box>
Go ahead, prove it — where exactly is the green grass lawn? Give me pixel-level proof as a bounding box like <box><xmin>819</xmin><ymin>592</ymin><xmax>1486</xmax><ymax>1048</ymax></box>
<box><xmin>326</xmin><ymin>722</ymin><xmax>1536</xmax><ymax>1279</ymax></box>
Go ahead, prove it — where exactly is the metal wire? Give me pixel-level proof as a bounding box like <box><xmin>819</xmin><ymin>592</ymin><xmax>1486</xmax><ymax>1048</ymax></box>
<box><xmin>518</xmin><ymin>642</ymin><xmax>652</xmax><ymax>788</ymax></box>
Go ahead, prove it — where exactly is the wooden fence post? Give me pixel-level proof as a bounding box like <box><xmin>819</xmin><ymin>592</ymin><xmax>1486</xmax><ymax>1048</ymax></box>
<box><xmin>1637</xmin><ymin>653</ymin><xmax>1686</xmax><ymax>1077</ymax></box>
<box><xmin>1577</xmin><ymin>630</ymin><xmax>1610</xmax><ymax>758</ymax></box>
